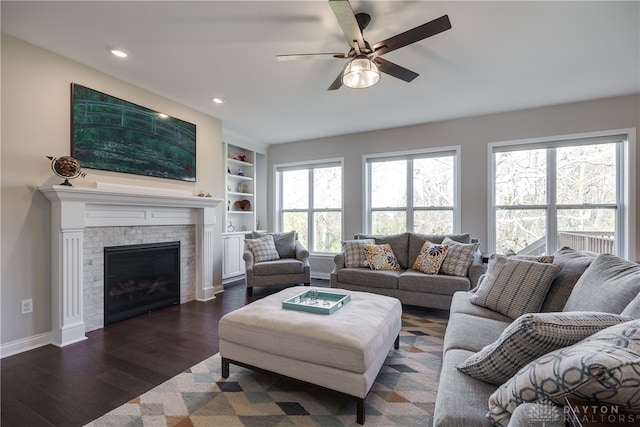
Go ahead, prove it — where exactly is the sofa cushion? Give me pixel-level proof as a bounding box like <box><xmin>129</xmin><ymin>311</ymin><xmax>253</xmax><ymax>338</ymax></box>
<box><xmin>364</xmin><ymin>244</ymin><xmax>402</xmax><ymax>271</ymax></box>
<box><xmin>443</xmin><ymin>312</ymin><xmax>511</xmax><ymax>353</ymax></box>
<box><xmin>411</xmin><ymin>240</ymin><xmax>449</xmax><ymax>274</ymax></box>
<box><xmin>440</xmin><ymin>237</ymin><xmax>480</xmax><ymax>277</ymax></box>
<box><xmin>399</xmin><ymin>271</ymin><xmax>470</xmax><ymax>296</ymax></box>
<box><xmin>342</xmin><ymin>239</ymin><xmax>375</xmax><ymax>268</ymax></box>
<box><xmin>541</xmin><ymin>247</ymin><xmax>598</xmax><ymax>312</ymax></box>
<box><xmin>336</xmin><ymin>268</ymin><xmax>400</xmax><ymax>290</ymax></box>
<box><xmin>563</xmin><ymin>254</ymin><xmax>640</xmax><ymax>314</ymax></box>
<box><xmin>245</xmin><ymin>234</ymin><xmax>280</xmax><ymax>262</ymax></box>
<box><xmin>488</xmin><ymin>319</ymin><xmax>640</xmax><ymax>427</ymax></box>
<box><xmin>471</xmin><ymin>255</ymin><xmax>562</xmax><ymax>319</ymax></box>
<box><xmin>433</xmin><ymin>349</ymin><xmax>496</xmax><ymax>427</ymax></box>
<box><xmin>253</xmin><ymin>258</ymin><xmax>305</xmax><ymax>275</ymax></box>
<box><xmin>408</xmin><ymin>233</ymin><xmax>471</xmax><ymax>269</ymax></box>
<box><xmin>252</xmin><ymin>231</ymin><xmax>297</xmax><ymax>258</ymax></box>
<box><xmin>356</xmin><ymin>232</ymin><xmax>410</xmax><ymax>269</ymax></box>
<box><xmin>457</xmin><ymin>311</ymin><xmax>633</xmax><ymax>385</ymax></box>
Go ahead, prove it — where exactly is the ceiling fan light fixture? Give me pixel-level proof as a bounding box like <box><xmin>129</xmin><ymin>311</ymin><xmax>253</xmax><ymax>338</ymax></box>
<box><xmin>342</xmin><ymin>56</ymin><xmax>380</xmax><ymax>89</ymax></box>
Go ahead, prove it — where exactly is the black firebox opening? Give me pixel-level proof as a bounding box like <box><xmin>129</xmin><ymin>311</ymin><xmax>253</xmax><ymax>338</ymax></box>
<box><xmin>104</xmin><ymin>241</ymin><xmax>180</xmax><ymax>326</ymax></box>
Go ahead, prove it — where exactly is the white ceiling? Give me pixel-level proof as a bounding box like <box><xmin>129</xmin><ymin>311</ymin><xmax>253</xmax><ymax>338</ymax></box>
<box><xmin>2</xmin><ymin>1</ymin><xmax>639</xmax><ymax>145</ymax></box>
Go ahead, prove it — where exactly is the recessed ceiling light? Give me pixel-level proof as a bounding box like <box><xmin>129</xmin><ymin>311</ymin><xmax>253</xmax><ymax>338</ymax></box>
<box><xmin>110</xmin><ymin>49</ymin><xmax>128</xmax><ymax>58</ymax></box>
<box><xmin>212</xmin><ymin>97</ymin><xmax>225</xmax><ymax>104</ymax></box>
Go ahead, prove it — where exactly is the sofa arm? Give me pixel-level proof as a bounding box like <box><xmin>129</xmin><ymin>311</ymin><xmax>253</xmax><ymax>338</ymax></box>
<box><xmin>294</xmin><ymin>241</ymin><xmax>310</xmax><ymax>264</ymax></box>
<box><xmin>333</xmin><ymin>252</ymin><xmax>345</xmax><ymax>271</ymax></box>
<box><xmin>467</xmin><ymin>252</ymin><xmax>486</xmax><ymax>288</ymax></box>
<box><xmin>243</xmin><ymin>249</ymin><xmax>255</xmax><ymax>270</ymax></box>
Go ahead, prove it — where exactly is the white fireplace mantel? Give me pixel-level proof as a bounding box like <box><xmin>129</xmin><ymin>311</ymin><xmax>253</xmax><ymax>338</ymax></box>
<box><xmin>39</xmin><ymin>184</ymin><xmax>222</xmax><ymax>347</ymax></box>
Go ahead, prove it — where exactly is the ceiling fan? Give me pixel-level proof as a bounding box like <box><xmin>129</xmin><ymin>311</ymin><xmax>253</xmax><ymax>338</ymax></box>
<box><xmin>276</xmin><ymin>0</ymin><xmax>452</xmax><ymax>90</ymax></box>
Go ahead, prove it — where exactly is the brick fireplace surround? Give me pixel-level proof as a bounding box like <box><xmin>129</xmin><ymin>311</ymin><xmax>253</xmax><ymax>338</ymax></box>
<box><xmin>39</xmin><ymin>183</ymin><xmax>222</xmax><ymax>347</ymax></box>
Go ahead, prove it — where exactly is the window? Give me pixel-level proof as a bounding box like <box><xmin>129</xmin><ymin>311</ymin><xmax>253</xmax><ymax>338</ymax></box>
<box><xmin>365</xmin><ymin>148</ymin><xmax>459</xmax><ymax>234</ymax></box>
<box><xmin>489</xmin><ymin>130</ymin><xmax>635</xmax><ymax>258</ymax></box>
<box><xmin>276</xmin><ymin>160</ymin><xmax>343</xmax><ymax>253</ymax></box>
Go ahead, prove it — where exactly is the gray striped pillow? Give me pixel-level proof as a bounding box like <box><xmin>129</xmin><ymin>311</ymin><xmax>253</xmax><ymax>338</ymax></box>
<box><xmin>439</xmin><ymin>237</ymin><xmax>479</xmax><ymax>277</ymax></box>
<box><xmin>470</xmin><ymin>255</ymin><xmax>562</xmax><ymax>319</ymax></box>
<box><xmin>457</xmin><ymin>311</ymin><xmax>633</xmax><ymax>385</ymax></box>
<box><xmin>342</xmin><ymin>239</ymin><xmax>375</xmax><ymax>268</ymax></box>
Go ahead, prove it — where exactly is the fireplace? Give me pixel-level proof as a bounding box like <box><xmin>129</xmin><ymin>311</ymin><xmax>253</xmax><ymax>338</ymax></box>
<box><xmin>104</xmin><ymin>241</ymin><xmax>180</xmax><ymax>325</ymax></box>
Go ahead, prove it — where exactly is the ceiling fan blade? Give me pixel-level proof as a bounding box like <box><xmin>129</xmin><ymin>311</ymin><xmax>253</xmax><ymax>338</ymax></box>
<box><xmin>372</xmin><ymin>14</ymin><xmax>451</xmax><ymax>56</ymax></box>
<box><xmin>374</xmin><ymin>57</ymin><xmax>419</xmax><ymax>82</ymax></box>
<box><xmin>329</xmin><ymin>0</ymin><xmax>366</xmax><ymax>50</ymax></box>
<box><xmin>328</xmin><ymin>70</ymin><xmax>344</xmax><ymax>91</ymax></box>
<box><xmin>276</xmin><ymin>53</ymin><xmax>346</xmax><ymax>61</ymax></box>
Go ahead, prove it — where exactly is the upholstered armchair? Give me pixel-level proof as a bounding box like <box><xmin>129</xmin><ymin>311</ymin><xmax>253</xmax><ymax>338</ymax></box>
<box><xmin>243</xmin><ymin>231</ymin><xmax>311</xmax><ymax>296</ymax></box>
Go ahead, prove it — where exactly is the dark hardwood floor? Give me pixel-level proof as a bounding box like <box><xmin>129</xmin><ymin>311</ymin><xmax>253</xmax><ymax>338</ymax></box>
<box><xmin>1</xmin><ymin>279</ymin><xmax>329</xmax><ymax>427</ymax></box>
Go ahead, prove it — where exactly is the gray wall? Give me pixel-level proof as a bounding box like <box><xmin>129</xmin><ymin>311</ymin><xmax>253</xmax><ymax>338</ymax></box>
<box><xmin>1</xmin><ymin>35</ymin><xmax>224</xmax><ymax>352</ymax></box>
<box><xmin>268</xmin><ymin>94</ymin><xmax>640</xmax><ymax>275</ymax></box>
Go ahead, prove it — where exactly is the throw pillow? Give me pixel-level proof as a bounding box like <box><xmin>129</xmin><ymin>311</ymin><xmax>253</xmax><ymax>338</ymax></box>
<box><xmin>252</xmin><ymin>231</ymin><xmax>296</xmax><ymax>258</ymax></box>
<box><xmin>245</xmin><ymin>234</ymin><xmax>280</xmax><ymax>263</ymax></box>
<box><xmin>541</xmin><ymin>247</ymin><xmax>598</xmax><ymax>312</ymax></box>
<box><xmin>563</xmin><ymin>254</ymin><xmax>640</xmax><ymax>314</ymax></box>
<box><xmin>356</xmin><ymin>233</ymin><xmax>410</xmax><ymax>269</ymax></box>
<box><xmin>457</xmin><ymin>312</ymin><xmax>633</xmax><ymax>385</ymax></box>
<box><xmin>364</xmin><ymin>244</ymin><xmax>402</xmax><ymax>271</ymax></box>
<box><xmin>488</xmin><ymin>319</ymin><xmax>640</xmax><ymax>427</ymax></box>
<box><xmin>439</xmin><ymin>237</ymin><xmax>479</xmax><ymax>277</ymax></box>
<box><xmin>470</xmin><ymin>255</ymin><xmax>563</xmax><ymax>319</ymax></box>
<box><xmin>622</xmin><ymin>292</ymin><xmax>640</xmax><ymax>318</ymax></box>
<box><xmin>411</xmin><ymin>241</ymin><xmax>449</xmax><ymax>274</ymax></box>
<box><xmin>342</xmin><ymin>239</ymin><xmax>375</xmax><ymax>268</ymax></box>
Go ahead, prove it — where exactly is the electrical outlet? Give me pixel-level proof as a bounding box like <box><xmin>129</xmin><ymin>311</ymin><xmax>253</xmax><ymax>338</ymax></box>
<box><xmin>21</xmin><ymin>299</ymin><xmax>33</xmax><ymax>314</ymax></box>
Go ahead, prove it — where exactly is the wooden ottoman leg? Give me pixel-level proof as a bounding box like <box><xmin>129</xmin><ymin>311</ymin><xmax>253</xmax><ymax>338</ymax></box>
<box><xmin>222</xmin><ymin>357</ymin><xmax>230</xmax><ymax>378</ymax></box>
<box><xmin>394</xmin><ymin>335</ymin><xmax>400</xmax><ymax>349</ymax></box>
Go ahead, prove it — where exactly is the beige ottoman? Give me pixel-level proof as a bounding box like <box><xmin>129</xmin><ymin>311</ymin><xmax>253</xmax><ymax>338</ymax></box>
<box><xmin>219</xmin><ymin>286</ymin><xmax>402</xmax><ymax>424</ymax></box>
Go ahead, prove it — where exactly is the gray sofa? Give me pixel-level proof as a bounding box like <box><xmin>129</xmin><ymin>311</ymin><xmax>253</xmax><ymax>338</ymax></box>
<box><xmin>330</xmin><ymin>232</ymin><xmax>485</xmax><ymax>310</ymax></box>
<box><xmin>434</xmin><ymin>248</ymin><xmax>640</xmax><ymax>427</ymax></box>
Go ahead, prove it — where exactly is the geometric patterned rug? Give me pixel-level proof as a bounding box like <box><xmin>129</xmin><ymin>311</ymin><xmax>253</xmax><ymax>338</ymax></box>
<box><xmin>85</xmin><ymin>309</ymin><xmax>447</xmax><ymax>427</ymax></box>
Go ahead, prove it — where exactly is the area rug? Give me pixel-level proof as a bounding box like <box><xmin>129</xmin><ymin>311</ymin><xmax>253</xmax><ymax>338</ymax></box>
<box><xmin>85</xmin><ymin>310</ymin><xmax>447</xmax><ymax>427</ymax></box>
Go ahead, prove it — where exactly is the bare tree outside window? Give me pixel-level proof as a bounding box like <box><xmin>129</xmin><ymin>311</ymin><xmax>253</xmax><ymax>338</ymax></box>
<box><xmin>494</xmin><ymin>142</ymin><xmax>620</xmax><ymax>255</ymax></box>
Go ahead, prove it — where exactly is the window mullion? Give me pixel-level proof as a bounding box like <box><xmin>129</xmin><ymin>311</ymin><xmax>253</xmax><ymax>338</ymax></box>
<box><xmin>407</xmin><ymin>159</ymin><xmax>414</xmax><ymax>231</ymax></box>
<box><xmin>547</xmin><ymin>148</ymin><xmax>558</xmax><ymax>254</ymax></box>
<box><xmin>308</xmin><ymin>169</ymin><xmax>314</xmax><ymax>251</ymax></box>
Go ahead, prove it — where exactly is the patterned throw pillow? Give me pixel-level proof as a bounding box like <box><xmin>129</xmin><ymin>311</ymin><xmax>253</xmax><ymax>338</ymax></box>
<box><xmin>457</xmin><ymin>312</ymin><xmax>633</xmax><ymax>385</ymax></box>
<box><xmin>470</xmin><ymin>255</ymin><xmax>562</xmax><ymax>319</ymax></box>
<box><xmin>411</xmin><ymin>241</ymin><xmax>449</xmax><ymax>274</ymax></box>
<box><xmin>439</xmin><ymin>237</ymin><xmax>479</xmax><ymax>276</ymax></box>
<box><xmin>364</xmin><ymin>244</ymin><xmax>402</xmax><ymax>271</ymax></box>
<box><xmin>488</xmin><ymin>319</ymin><xmax>640</xmax><ymax>427</ymax></box>
<box><xmin>342</xmin><ymin>239</ymin><xmax>375</xmax><ymax>268</ymax></box>
<box><xmin>245</xmin><ymin>235</ymin><xmax>280</xmax><ymax>263</ymax></box>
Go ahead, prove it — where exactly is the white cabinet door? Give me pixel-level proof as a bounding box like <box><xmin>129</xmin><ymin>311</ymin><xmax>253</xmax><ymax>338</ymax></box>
<box><xmin>223</xmin><ymin>234</ymin><xmax>244</xmax><ymax>278</ymax></box>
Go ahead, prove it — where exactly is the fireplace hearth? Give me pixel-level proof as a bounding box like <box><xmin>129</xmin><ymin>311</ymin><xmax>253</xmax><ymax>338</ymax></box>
<box><xmin>104</xmin><ymin>241</ymin><xmax>180</xmax><ymax>325</ymax></box>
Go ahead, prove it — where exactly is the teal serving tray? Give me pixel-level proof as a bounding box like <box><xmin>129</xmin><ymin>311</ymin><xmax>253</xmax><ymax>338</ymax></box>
<box><xmin>282</xmin><ymin>290</ymin><xmax>351</xmax><ymax>315</ymax></box>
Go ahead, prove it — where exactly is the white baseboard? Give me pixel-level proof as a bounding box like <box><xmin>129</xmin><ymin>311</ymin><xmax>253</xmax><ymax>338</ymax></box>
<box><xmin>312</xmin><ymin>272</ymin><xmax>330</xmax><ymax>281</ymax></box>
<box><xmin>1</xmin><ymin>331</ymin><xmax>52</xmax><ymax>359</ymax></box>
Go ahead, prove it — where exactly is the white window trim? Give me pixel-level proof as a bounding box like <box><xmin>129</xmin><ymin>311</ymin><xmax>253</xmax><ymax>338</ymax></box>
<box><xmin>362</xmin><ymin>146</ymin><xmax>461</xmax><ymax>234</ymax></box>
<box><xmin>273</xmin><ymin>157</ymin><xmax>344</xmax><ymax>254</ymax></box>
<box><xmin>487</xmin><ymin>128</ymin><xmax>636</xmax><ymax>260</ymax></box>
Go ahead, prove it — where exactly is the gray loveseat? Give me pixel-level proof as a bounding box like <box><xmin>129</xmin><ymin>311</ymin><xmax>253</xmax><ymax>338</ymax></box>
<box><xmin>434</xmin><ymin>247</ymin><xmax>640</xmax><ymax>427</ymax></box>
<box><xmin>330</xmin><ymin>232</ymin><xmax>485</xmax><ymax>310</ymax></box>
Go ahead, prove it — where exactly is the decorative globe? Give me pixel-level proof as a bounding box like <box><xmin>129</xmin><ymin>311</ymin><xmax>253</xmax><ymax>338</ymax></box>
<box><xmin>47</xmin><ymin>156</ymin><xmax>84</xmax><ymax>186</ymax></box>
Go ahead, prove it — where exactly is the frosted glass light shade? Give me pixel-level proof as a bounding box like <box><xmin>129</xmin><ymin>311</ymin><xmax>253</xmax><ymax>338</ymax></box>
<box><xmin>342</xmin><ymin>56</ymin><xmax>380</xmax><ymax>89</ymax></box>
